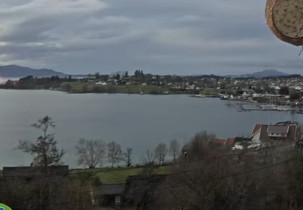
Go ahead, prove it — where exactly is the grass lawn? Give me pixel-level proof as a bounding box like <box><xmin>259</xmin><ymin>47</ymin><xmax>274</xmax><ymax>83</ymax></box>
<box><xmin>201</xmin><ymin>88</ymin><xmax>220</xmax><ymax>95</ymax></box>
<box><xmin>0</xmin><ymin>166</ymin><xmax>171</xmax><ymax>185</ymax></box>
<box><xmin>60</xmin><ymin>82</ymin><xmax>171</xmax><ymax>94</ymax></box>
<box><xmin>70</xmin><ymin>165</ymin><xmax>171</xmax><ymax>184</ymax></box>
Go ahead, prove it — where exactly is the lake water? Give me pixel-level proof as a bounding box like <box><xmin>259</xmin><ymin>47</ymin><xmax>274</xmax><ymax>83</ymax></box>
<box><xmin>0</xmin><ymin>90</ymin><xmax>300</xmax><ymax>168</ymax></box>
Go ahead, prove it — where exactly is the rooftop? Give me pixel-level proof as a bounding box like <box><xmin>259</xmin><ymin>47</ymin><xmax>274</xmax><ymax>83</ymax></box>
<box><xmin>267</xmin><ymin>125</ymin><xmax>289</xmax><ymax>134</ymax></box>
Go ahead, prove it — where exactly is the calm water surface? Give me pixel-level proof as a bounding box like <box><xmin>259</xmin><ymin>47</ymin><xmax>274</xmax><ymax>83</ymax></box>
<box><xmin>0</xmin><ymin>90</ymin><xmax>300</xmax><ymax>168</ymax></box>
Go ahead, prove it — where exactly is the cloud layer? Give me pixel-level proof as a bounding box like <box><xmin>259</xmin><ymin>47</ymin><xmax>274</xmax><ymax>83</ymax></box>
<box><xmin>0</xmin><ymin>0</ymin><xmax>301</xmax><ymax>75</ymax></box>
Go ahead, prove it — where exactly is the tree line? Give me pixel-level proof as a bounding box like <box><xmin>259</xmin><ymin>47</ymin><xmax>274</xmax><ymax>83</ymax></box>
<box><xmin>0</xmin><ymin>115</ymin><xmax>182</xmax><ymax>209</ymax></box>
<box><xmin>13</xmin><ymin>115</ymin><xmax>181</xmax><ymax>169</ymax></box>
<box><xmin>124</xmin><ymin>132</ymin><xmax>303</xmax><ymax>210</ymax></box>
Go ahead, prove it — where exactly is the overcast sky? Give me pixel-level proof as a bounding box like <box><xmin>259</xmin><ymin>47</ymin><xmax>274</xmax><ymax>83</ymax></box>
<box><xmin>0</xmin><ymin>0</ymin><xmax>301</xmax><ymax>75</ymax></box>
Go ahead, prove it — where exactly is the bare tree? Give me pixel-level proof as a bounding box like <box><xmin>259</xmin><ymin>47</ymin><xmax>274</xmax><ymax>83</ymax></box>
<box><xmin>155</xmin><ymin>132</ymin><xmax>299</xmax><ymax>210</ymax></box>
<box><xmin>169</xmin><ymin>139</ymin><xmax>180</xmax><ymax>162</ymax></box>
<box><xmin>13</xmin><ymin>116</ymin><xmax>67</xmax><ymax>210</ymax></box>
<box><xmin>181</xmin><ymin>131</ymin><xmax>216</xmax><ymax>160</ymax></box>
<box><xmin>155</xmin><ymin>132</ymin><xmax>249</xmax><ymax>210</ymax></box>
<box><xmin>75</xmin><ymin>139</ymin><xmax>107</xmax><ymax>168</ymax></box>
<box><xmin>144</xmin><ymin>149</ymin><xmax>155</xmax><ymax>164</ymax></box>
<box><xmin>123</xmin><ymin>148</ymin><xmax>133</xmax><ymax>167</ymax></box>
<box><xmin>154</xmin><ymin>143</ymin><xmax>167</xmax><ymax>165</ymax></box>
<box><xmin>141</xmin><ymin>150</ymin><xmax>157</xmax><ymax>176</ymax></box>
<box><xmin>1</xmin><ymin>173</ymin><xmax>95</xmax><ymax>210</ymax></box>
<box><xmin>17</xmin><ymin>116</ymin><xmax>64</xmax><ymax>167</ymax></box>
<box><xmin>107</xmin><ymin>141</ymin><xmax>122</xmax><ymax>167</ymax></box>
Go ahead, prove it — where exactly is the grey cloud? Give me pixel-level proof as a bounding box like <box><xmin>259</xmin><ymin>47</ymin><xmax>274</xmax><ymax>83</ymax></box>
<box><xmin>0</xmin><ymin>0</ymin><xmax>300</xmax><ymax>75</ymax></box>
<box><xmin>175</xmin><ymin>15</ymin><xmax>209</xmax><ymax>23</ymax></box>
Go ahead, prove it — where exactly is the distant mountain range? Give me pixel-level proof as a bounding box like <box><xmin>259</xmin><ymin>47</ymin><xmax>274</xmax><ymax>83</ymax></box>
<box><xmin>0</xmin><ymin>65</ymin><xmax>295</xmax><ymax>80</ymax></box>
<box><xmin>0</xmin><ymin>65</ymin><xmax>68</xmax><ymax>78</ymax></box>
<box><xmin>227</xmin><ymin>69</ymin><xmax>290</xmax><ymax>78</ymax></box>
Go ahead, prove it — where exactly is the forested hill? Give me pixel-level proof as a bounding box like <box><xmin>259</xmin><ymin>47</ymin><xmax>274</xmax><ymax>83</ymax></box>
<box><xmin>0</xmin><ymin>65</ymin><xmax>68</xmax><ymax>78</ymax></box>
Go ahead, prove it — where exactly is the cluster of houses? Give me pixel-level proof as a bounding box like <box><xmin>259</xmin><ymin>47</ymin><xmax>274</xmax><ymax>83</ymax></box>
<box><xmin>95</xmin><ymin>73</ymin><xmax>303</xmax><ymax>107</ymax></box>
<box><xmin>214</xmin><ymin>121</ymin><xmax>302</xmax><ymax>150</ymax></box>
<box><xmin>94</xmin><ymin>74</ymin><xmax>208</xmax><ymax>91</ymax></box>
<box><xmin>220</xmin><ymin>77</ymin><xmax>303</xmax><ymax>107</ymax></box>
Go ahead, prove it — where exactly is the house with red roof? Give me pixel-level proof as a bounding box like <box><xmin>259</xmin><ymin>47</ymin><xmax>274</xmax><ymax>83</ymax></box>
<box><xmin>251</xmin><ymin>121</ymin><xmax>301</xmax><ymax>145</ymax></box>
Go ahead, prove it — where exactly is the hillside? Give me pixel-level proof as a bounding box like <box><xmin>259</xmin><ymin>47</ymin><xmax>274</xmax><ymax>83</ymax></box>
<box><xmin>0</xmin><ymin>65</ymin><xmax>68</xmax><ymax>78</ymax></box>
<box><xmin>227</xmin><ymin>69</ymin><xmax>290</xmax><ymax>78</ymax></box>
<box><xmin>242</xmin><ymin>69</ymin><xmax>289</xmax><ymax>78</ymax></box>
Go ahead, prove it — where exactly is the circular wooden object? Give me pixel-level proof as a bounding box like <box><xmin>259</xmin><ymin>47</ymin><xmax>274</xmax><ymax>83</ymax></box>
<box><xmin>266</xmin><ymin>0</ymin><xmax>303</xmax><ymax>46</ymax></box>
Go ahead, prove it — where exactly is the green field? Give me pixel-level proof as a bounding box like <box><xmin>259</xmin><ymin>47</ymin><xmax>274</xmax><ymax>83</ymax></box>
<box><xmin>70</xmin><ymin>165</ymin><xmax>171</xmax><ymax>184</ymax></box>
<box><xmin>0</xmin><ymin>166</ymin><xmax>170</xmax><ymax>186</ymax></box>
<box><xmin>60</xmin><ymin>82</ymin><xmax>171</xmax><ymax>94</ymax></box>
<box><xmin>201</xmin><ymin>88</ymin><xmax>220</xmax><ymax>95</ymax></box>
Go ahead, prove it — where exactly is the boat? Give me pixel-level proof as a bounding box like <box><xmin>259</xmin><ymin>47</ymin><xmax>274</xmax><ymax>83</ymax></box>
<box><xmin>260</xmin><ymin>104</ymin><xmax>277</xmax><ymax>110</ymax></box>
<box><xmin>276</xmin><ymin>106</ymin><xmax>293</xmax><ymax>111</ymax></box>
<box><xmin>192</xmin><ymin>94</ymin><xmax>206</xmax><ymax>98</ymax></box>
<box><xmin>220</xmin><ymin>95</ymin><xmax>229</xmax><ymax>100</ymax></box>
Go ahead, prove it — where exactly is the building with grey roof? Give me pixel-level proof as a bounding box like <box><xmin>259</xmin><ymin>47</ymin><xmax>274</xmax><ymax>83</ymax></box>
<box><xmin>251</xmin><ymin>121</ymin><xmax>301</xmax><ymax>145</ymax></box>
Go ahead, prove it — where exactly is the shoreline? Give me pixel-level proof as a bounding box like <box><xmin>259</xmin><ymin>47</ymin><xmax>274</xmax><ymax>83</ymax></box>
<box><xmin>0</xmin><ymin>88</ymin><xmax>302</xmax><ymax>114</ymax></box>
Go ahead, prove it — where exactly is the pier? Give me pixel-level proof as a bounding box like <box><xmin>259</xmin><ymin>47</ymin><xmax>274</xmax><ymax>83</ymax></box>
<box><xmin>231</xmin><ymin>102</ymin><xmax>295</xmax><ymax>112</ymax></box>
<box><xmin>233</xmin><ymin>102</ymin><xmax>262</xmax><ymax>112</ymax></box>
